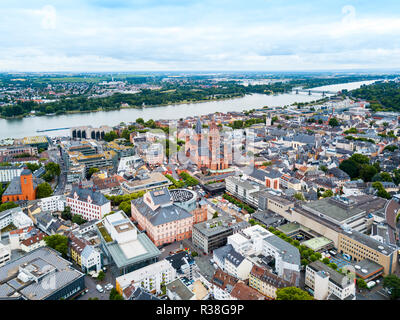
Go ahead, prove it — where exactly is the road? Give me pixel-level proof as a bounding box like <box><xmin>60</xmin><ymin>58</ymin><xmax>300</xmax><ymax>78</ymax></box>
<box><xmin>46</xmin><ymin>147</ymin><xmax>68</xmax><ymax>196</ymax></box>
<box><xmin>356</xmin><ymin>282</ymin><xmax>391</xmax><ymax>300</ymax></box>
<box><xmin>76</xmin><ymin>268</ymin><xmax>116</xmax><ymax>300</ymax></box>
<box><xmin>181</xmin><ymin>238</ymin><xmax>216</xmax><ymax>282</ymax></box>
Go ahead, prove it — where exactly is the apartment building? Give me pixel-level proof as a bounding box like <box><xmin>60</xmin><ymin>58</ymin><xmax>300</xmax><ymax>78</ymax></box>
<box><xmin>69</xmin><ymin>233</ymin><xmax>102</xmax><ymax>273</ymax></box>
<box><xmin>305</xmin><ymin>260</ymin><xmax>356</xmax><ymax>300</ymax></box>
<box><xmin>226</xmin><ymin>225</ymin><xmax>301</xmax><ymax>286</ymax></box>
<box><xmin>225</xmin><ymin>176</ymin><xmax>261</xmax><ymax>208</ymax></box>
<box><xmin>213</xmin><ymin>244</ymin><xmax>253</xmax><ymax>280</ymax></box>
<box><xmin>116</xmin><ymin>259</ymin><xmax>176</xmax><ymax>295</ymax></box>
<box><xmin>38</xmin><ymin>195</ymin><xmax>66</xmax><ymax>213</ymax></box>
<box><xmin>0</xmin><ymin>165</ymin><xmax>24</xmax><ymax>183</ymax></box>
<box><xmin>0</xmin><ymin>243</ymin><xmax>11</xmax><ymax>267</ymax></box>
<box><xmin>211</xmin><ymin>268</ymin><xmax>239</xmax><ymax>300</ymax></box>
<box><xmin>20</xmin><ymin>231</ymin><xmax>46</xmax><ymax>253</ymax></box>
<box><xmin>0</xmin><ymin>207</ymin><xmax>33</xmax><ymax>230</ymax></box>
<box><xmin>249</xmin><ymin>264</ymin><xmax>291</xmax><ymax>299</ymax></box>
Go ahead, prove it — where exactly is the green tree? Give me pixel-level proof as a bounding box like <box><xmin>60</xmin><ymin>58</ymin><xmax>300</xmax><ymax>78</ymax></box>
<box><xmin>328</xmin><ymin>263</ymin><xmax>338</xmax><ymax>270</ymax></box>
<box><xmin>319</xmin><ymin>165</ymin><xmax>328</xmax><ymax>173</ymax></box>
<box><xmin>357</xmin><ymin>278</ymin><xmax>368</xmax><ymax>289</ymax></box>
<box><xmin>87</xmin><ymin>167</ymin><xmax>100</xmax><ymax>179</ymax></box>
<box><xmin>44</xmin><ymin>234</ymin><xmax>68</xmax><ymax>257</ymax></box>
<box><xmin>328</xmin><ymin>117</ymin><xmax>340</xmax><ymax>127</ymax></box>
<box><xmin>72</xmin><ymin>214</ymin><xmax>87</xmax><ymax>225</ymax></box>
<box><xmin>359</xmin><ymin>165</ymin><xmax>378</xmax><ymax>182</ymax></box>
<box><xmin>118</xmin><ymin>201</ymin><xmax>131</xmax><ymax>215</ymax></box>
<box><xmin>25</xmin><ymin>163</ymin><xmax>41</xmax><ymax>172</ymax></box>
<box><xmin>339</xmin><ymin>159</ymin><xmax>359</xmax><ymax>179</ymax></box>
<box><xmin>293</xmin><ymin>193</ymin><xmax>305</xmax><ymax>201</ymax></box>
<box><xmin>109</xmin><ymin>288</ymin><xmax>124</xmax><ymax>300</ymax></box>
<box><xmin>321</xmin><ymin>190</ymin><xmax>334</xmax><ymax>198</ymax></box>
<box><xmin>61</xmin><ymin>206</ymin><xmax>72</xmax><ymax>220</ymax></box>
<box><xmin>97</xmin><ymin>270</ymin><xmax>105</xmax><ymax>281</ymax></box>
<box><xmin>0</xmin><ymin>201</ymin><xmax>18</xmax><ymax>212</ymax></box>
<box><xmin>276</xmin><ymin>287</ymin><xmax>313</xmax><ymax>300</ymax></box>
<box><xmin>372</xmin><ymin>181</ymin><xmax>392</xmax><ymax>199</ymax></box>
<box><xmin>45</xmin><ymin>162</ymin><xmax>61</xmax><ymax>177</ymax></box>
<box><xmin>383</xmin><ymin>274</ymin><xmax>400</xmax><ymax>299</ymax></box>
<box><xmin>322</xmin><ymin>257</ymin><xmax>330</xmax><ymax>264</ymax></box>
<box><xmin>309</xmin><ymin>254</ymin><xmax>318</xmax><ymax>262</ymax></box>
<box><xmin>212</xmin><ymin>212</ymin><xmax>219</xmax><ymax>219</ymax></box>
<box><xmin>350</xmin><ymin>153</ymin><xmax>370</xmax><ymax>165</ymax></box>
<box><xmin>380</xmin><ymin>172</ymin><xmax>393</xmax><ymax>182</ymax></box>
<box><xmin>104</xmin><ymin>131</ymin><xmax>118</xmax><ymax>142</ymax></box>
<box><xmin>36</xmin><ymin>182</ymin><xmax>53</xmax><ymax>198</ymax></box>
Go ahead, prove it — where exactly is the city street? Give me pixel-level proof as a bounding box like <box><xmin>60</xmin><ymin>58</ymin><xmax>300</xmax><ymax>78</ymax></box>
<box><xmin>356</xmin><ymin>282</ymin><xmax>391</xmax><ymax>300</ymax></box>
<box><xmin>76</xmin><ymin>268</ymin><xmax>116</xmax><ymax>300</ymax></box>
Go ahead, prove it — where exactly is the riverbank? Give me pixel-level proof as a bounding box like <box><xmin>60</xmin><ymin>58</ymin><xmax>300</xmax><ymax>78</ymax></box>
<box><xmin>0</xmin><ymin>92</ymin><xmax>247</xmax><ymax>120</ymax></box>
<box><xmin>0</xmin><ymin>80</ymin><xmax>377</xmax><ymax>139</ymax></box>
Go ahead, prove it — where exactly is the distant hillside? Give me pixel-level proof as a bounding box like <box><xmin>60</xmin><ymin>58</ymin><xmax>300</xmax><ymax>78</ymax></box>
<box><xmin>349</xmin><ymin>80</ymin><xmax>400</xmax><ymax>112</ymax></box>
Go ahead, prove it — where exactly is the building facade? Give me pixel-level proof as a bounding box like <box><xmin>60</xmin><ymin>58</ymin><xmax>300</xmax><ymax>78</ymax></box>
<box><xmin>66</xmin><ymin>186</ymin><xmax>111</xmax><ymax>221</ymax></box>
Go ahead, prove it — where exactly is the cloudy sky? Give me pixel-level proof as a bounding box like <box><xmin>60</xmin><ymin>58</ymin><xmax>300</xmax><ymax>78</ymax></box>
<box><xmin>1</xmin><ymin>0</ymin><xmax>400</xmax><ymax>72</ymax></box>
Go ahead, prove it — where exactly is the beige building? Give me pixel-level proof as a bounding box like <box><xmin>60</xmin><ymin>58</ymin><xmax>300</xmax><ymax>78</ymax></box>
<box><xmin>248</xmin><ymin>264</ymin><xmax>290</xmax><ymax>299</ymax></box>
<box><xmin>337</xmin><ymin>230</ymin><xmax>397</xmax><ymax>275</ymax></box>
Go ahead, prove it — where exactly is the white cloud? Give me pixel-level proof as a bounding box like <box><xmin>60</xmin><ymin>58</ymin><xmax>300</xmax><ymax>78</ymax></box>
<box><xmin>2</xmin><ymin>2</ymin><xmax>400</xmax><ymax>71</ymax></box>
<box><xmin>28</xmin><ymin>5</ymin><xmax>57</xmax><ymax>30</ymax></box>
<box><xmin>41</xmin><ymin>5</ymin><xmax>57</xmax><ymax>30</ymax></box>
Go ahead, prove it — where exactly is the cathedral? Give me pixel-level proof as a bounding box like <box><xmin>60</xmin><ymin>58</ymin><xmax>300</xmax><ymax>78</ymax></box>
<box><xmin>184</xmin><ymin>118</ymin><xmax>232</xmax><ymax>171</ymax></box>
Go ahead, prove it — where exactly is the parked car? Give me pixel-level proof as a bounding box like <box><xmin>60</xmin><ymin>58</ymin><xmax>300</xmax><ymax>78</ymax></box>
<box><xmin>96</xmin><ymin>285</ymin><xmax>104</xmax><ymax>293</ymax></box>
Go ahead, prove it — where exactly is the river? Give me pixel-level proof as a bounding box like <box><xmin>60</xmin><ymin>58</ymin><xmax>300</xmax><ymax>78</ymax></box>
<box><xmin>0</xmin><ymin>80</ymin><xmax>376</xmax><ymax>139</ymax></box>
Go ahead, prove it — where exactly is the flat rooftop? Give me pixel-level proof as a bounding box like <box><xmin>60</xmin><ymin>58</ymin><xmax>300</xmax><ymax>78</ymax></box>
<box><xmin>341</xmin><ymin>229</ymin><xmax>395</xmax><ymax>255</ymax></box>
<box><xmin>302</xmin><ymin>237</ymin><xmax>333</xmax><ymax>251</ymax></box>
<box><xmin>302</xmin><ymin>195</ymin><xmax>387</xmax><ymax>224</ymax></box>
<box><xmin>0</xmin><ymin>247</ymin><xmax>84</xmax><ymax>300</ymax></box>
<box><xmin>124</xmin><ymin>172</ymin><xmax>171</xmax><ymax>187</ymax></box>
<box><xmin>105</xmin><ymin>232</ymin><xmax>160</xmax><ymax>269</ymax></box>
<box><xmin>193</xmin><ymin>216</ymin><xmax>234</xmax><ymax>237</ymax></box>
<box><xmin>354</xmin><ymin>259</ymin><xmax>384</xmax><ymax>277</ymax></box>
<box><xmin>114</xmin><ymin>222</ymin><xmax>135</xmax><ymax>234</ymax></box>
<box><xmin>302</xmin><ymin>197</ymin><xmax>364</xmax><ymax>223</ymax></box>
<box><xmin>308</xmin><ymin>260</ymin><xmax>353</xmax><ymax>289</ymax></box>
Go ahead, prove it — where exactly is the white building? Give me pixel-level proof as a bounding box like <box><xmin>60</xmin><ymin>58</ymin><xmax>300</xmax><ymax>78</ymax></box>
<box><xmin>0</xmin><ymin>165</ymin><xmax>24</xmax><ymax>183</ymax></box>
<box><xmin>225</xmin><ymin>176</ymin><xmax>261</xmax><ymax>208</ymax></box>
<box><xmin>66</xmin><ymin>186</ymin><xmax>111</xmax><ymax>221</ymax></box>
<box><xmin>12</xmin><ymin>210</ymin><xmax>34</xmax><ymax>229</ymax></box>
<box><xmin>20</xmin><ymin>232</ymin><xmax>46</xmax><ymax>253</ymax></box>
<box><xmin>38</xmin><ymin>195</ymin><xmax>66</xmax><ymax>213</ymax></box>
<box><xmin>0</xmin><ymin>243</ymin><xmax>11</xmax><ymax>267</ymax></box>
<box><xmin>213</xmin><ymin>244</ymin><xmax>253</xmax><ymax>281</ymax></box>
<box><xmin>117</xmin><ymin>155</ymin><xmax>144</xmax><ymax>177</ymax></box>
<box><xmin>103</xmin><ymin>211</ymin><xmax>138</xmax><ymax>245</ymax></box>
<box><xmin>81</xmin><ymin>245</ymin><xmax>102</xmax><ymax>273</ymax></box>
<box><xmin>0</xmin><ymin>207</ymin><xmax>33</xmax><ymax>230</ymax></box>
<box><xmin>116</xmin><ymin>259</ymin><xmax>176</xmax><ymax>294</ymax></box>
<box><xmin>226</xmin><ymin>225</ymin><xmax>301</xmax><ymax>285</ymax></box>
<box><xmin>305</xmin><ymin>260</ymin><xmax>356</xmax><ymax>300</ymax></box>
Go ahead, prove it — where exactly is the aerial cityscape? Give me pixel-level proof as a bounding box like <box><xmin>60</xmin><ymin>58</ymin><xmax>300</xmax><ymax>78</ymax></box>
<box><xmin>1</xmin><ymin>0</ymin><xmax>400</xmax><ymax>309</ymax></box>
